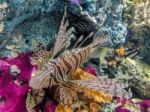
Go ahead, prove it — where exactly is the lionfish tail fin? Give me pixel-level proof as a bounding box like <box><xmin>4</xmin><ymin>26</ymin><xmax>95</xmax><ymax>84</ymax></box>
<box><xmin>71</xmin><ymin>76</ymin><xmax>132</xmax><ymax>99</ymax></box>
<box><xmin>29</xmin><ymin>72</ymin><xmax>50</xmax><ymax>89</ymax></box>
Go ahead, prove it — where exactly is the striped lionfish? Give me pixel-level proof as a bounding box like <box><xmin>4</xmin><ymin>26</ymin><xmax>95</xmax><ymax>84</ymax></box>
<box><xmin>26</xmin><ymin>10</ymin><xmax>132</xmax><ymax>111</ymax></box>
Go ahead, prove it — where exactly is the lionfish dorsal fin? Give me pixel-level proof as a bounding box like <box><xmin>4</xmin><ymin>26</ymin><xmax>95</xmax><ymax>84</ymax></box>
<box><xmin>52</xmin><ymin>8</ymin><xmax>75</xmax><ymax>58</ymax></box>
<box><xmin>73</xmin><ymin>35</ymin><xmax>84</xmax><ymax>48</ymax></box>
<box><xmin>73</xmin><ymin>32</ymin><xmax>94</xmax><ymax>48</ymax></box>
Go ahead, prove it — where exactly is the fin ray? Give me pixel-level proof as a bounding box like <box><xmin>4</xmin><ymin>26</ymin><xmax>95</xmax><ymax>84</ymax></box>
<box><xmin>29</xmin><ymin>71</ymin><xmax>50</xmax><ymax>89</ymax></box>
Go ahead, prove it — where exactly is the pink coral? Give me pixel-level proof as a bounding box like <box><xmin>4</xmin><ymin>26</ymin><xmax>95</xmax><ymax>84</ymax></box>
<box><xmin>114</xmin><ymin>97</ymin><xmax>131</xmax><ymax>112</ymax></box>
<box><xmin>139</xmin><ymin>100</ymin><xmax>150</xmax><ymax>112</ymax></box>
<box><xmin>83</xmin><ymin>66</ymin><xmax>97</xmax><ymax>76</ymax></box>
<box><xmin>0</xmin><ymin>53</ymin><xmax>36</xmax><ymax>112</ymax></box>
<box><xmin>0</xmin><ymin>53</ymin><xmax>57</xmax><ymax>112</ymax></box>
<box><xmin>114</xmin><ymin>97</ymin><xmax>150</xmax><ymax>112</ymax></box>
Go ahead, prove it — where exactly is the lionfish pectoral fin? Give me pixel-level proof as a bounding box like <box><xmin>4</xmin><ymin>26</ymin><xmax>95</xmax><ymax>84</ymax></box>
<box><xmin>29</xmin><ymin>72</ymin><xmax>50</xmax><ymax>89</ymax></box>
<box><xmin>71</xmin><ymin>76</ymin><xmax>132</xmax><ymax>99</ymax></box>
<box><xmin>93</xmin><ymin>34</ymin><xmax>111</xmax><ymax>47</ymax></box>
<box><xmin>54</xmin><ymin>84</ymin><xmax>78</xmax><ymax>105</ymax></box>
<box><xmin>90</xmin><ymin>46</ymin><xmax>106</xmax><ymax>59</ymax></box>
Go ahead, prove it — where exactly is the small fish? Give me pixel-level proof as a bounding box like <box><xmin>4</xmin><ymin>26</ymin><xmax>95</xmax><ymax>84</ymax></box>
<box><xmin>124</xmin><ymin>47</ymin><xmax>140</xmax><ymax>59</ymax></box>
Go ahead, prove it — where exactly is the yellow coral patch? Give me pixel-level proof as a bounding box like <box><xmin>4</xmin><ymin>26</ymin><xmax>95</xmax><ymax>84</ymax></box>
<box><xmin>89</xmin><ymin>102</ymin><xmax>101</xmax><ymax>112</ymax></box>
<box><xmin>115</xmin><ymin>47</ymin><xmax>125</xmax><ymax>57</ymax></box>
<box><xmin>73</xmin><ymin>68</ymin><xmax>112</xmax><ymax>104</ymax></box>
<box><xmin>76</xmin><ymin>109</ymin><xmax>88</xmax><ymax>112</ymax></box>
<box><xmin>72</xmin><ymin>68</ymin><xmax>95</xmax><ymax>80</ymax></box>
<box><xmin>80</xmin><ymin>110</ymin><xmax>88</xmax><ymax>112</ymax></box>
<box><xmin>84</xmin><ymin>89</ymin><xmax>112</xmax><ymax>103</ymax></box>
<box><xmin>55</xmin><ymin>104</ymin><xmax>73</xmax><ymax>112</ymax></box>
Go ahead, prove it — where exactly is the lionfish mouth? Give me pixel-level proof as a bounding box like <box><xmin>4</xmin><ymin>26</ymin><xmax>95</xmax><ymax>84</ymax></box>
<box><xmin>0</xmin><ymin>96</ymin><xmax>6</xmax><ymax>105</ymax></box>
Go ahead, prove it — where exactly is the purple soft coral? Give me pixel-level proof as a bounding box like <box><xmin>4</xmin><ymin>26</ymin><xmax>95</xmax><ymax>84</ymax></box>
<box><xmin>69</xmin><ymin>0</ymin><xmax>80</xmax><ymax>4</ymax></box>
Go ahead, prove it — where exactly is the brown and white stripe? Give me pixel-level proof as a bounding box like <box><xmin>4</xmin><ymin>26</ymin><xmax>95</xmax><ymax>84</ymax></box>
<box><xmin>29</xmin><ymin>36</ymin><xmax>110</xmax><ymax>89</ymax></box>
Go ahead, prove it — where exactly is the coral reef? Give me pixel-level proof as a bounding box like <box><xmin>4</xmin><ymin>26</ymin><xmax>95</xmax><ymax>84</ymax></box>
<box><xmin>0</xmin><ymin>0</ymin><xmax>128</xmax><ymax>56</ymax></box>
<box><xmin>0</xmin><ymin>0</ymin><xmax>150</xmax><ymax>112</ymax></box>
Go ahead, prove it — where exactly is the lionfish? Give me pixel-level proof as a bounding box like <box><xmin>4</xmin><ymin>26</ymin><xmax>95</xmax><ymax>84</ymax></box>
<box><xmin>26</xmin><ymin>10</ymin><xmax>132</xmax><ymax>111</ymax></box>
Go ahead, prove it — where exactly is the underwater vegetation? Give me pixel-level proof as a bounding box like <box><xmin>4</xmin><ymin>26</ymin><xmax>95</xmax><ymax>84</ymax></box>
<box><xmin>0</xmin><ymin>0</ymin><xmax>150</xmax><ymax>112</ymax></box>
